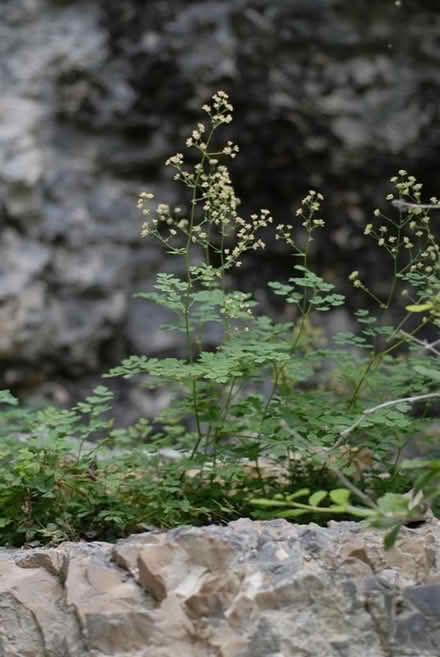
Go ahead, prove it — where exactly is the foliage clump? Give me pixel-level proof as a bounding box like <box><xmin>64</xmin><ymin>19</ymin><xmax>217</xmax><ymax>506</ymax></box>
<box><xmin>1</xmin><ymin>92</ymin><xmax>440</xmax><ymax>548</ymax></box>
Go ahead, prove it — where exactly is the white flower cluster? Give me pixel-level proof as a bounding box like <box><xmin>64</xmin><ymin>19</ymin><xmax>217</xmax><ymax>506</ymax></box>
<box><xmin>276</xmin><ymin>191</ymin><xmax>325</xmax><ymax>249</ymax></box>
<box><xmin>135</xmin><ymin>91</ymin><xmax>273</xmax><ymax>267</ymax></box>
<box><xmin>390</xmin><ymin>170</ymin><xmax>423</xmax><ymax>199</ymax></box>
<box><xmin>185</xmin><ymin>123</ymin><xmax>206</xmax><ymax>149</ymax></box>
<box><xmin>348</xmin><ymin>270</ymin><xmax>363</xmax><ymax>289</ymax></box>
<box><xmin>361</xmin><ymin>170</ymin><xmax>440</xmax><ymax>278</ymax></box>
<box><xmin>201</xmin><ymin>165</ymin><xmax>240</xmax><ymax>226</ymax></box>
<box><xmin>201</xmin><ymin>90</ymin><xmax>233</xmax><ymax>126</ymax></box>
<box><xmin>222</xmin><ymin>141</ymin><xmax>239</xmax><ymax>159</ymax></box>
<box><xmin>222</xmin><ymin>209</ymin><xmax>271</xmax><ymax>268</ymax></box>
<box><xmin>219</xmin><ymin>292</ymin><xmax>254</xmax><ymax>319</ymax></box>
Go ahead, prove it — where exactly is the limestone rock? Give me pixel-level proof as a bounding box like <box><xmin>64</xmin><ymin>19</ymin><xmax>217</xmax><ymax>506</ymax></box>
<box><xmin>1</xmin><ymin>519</ymin><xmax>440</xmax><ymax>656</ymax></box>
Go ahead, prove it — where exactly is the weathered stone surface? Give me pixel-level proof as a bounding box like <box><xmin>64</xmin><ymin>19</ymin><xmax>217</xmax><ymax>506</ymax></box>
<box><xmin>1</xmin><ymin>519</ymin><xmax>440</xmax><ymax>656</ymax></box>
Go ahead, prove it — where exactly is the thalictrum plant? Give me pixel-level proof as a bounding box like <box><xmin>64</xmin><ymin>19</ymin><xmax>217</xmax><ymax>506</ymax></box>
<box><xmin>1</xmin><ymin>93</ymin><xmax>440</xmax><ymax>547</ymax></box>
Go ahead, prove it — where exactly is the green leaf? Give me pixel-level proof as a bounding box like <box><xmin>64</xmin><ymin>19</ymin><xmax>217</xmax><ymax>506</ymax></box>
<box><xmin>413</xmin><ymin>365</ymin><xmax>440</xmax><ymax>383</ymax></box>
<box><xmin>329</xmin><ymin>489</ymin><xmax>351</xmax><ymax>505</ymax></box>
<box><xmin>286</xmin><ymin>488</ymin><xmax>310</xmax><ymax>501</ymax></box>
<box><xmin>401</xmin><ymin>458</ymin><xmax>440</xmax><ymax>471</ymax></box>
<box><xmin>309</xmin><ymin>490</ymin><xmax>328</xmax><ymax>506</ymax></box>
<box><xmin>384</xmin><ymin>524</ymin><xmax>402</xmax><ymax>550</ymax></box>
<box><xmin>406</xmin><ymin>303</ymin><xmax>433</xmax><ymax>312</ymax></box>
<box><xmin>0</xmin><ymin>390</ymin><xmax>18</xmax><ymax>406</ymax></box>
<box><xmin>376</xmin><ymin>492</ymin><xmax>409</xmax><ymax>514</ymax></box>
<box><xmin>193</xmin><ymin>289</ymin><xmax>225</xmax><ymax>305</ymax></box>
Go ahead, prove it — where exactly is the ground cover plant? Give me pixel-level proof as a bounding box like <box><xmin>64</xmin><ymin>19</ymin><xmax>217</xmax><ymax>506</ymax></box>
<box><xmin>1</xmin><ymin>91</ymin><xmax>440</xmax><ymax>548</ymax></box>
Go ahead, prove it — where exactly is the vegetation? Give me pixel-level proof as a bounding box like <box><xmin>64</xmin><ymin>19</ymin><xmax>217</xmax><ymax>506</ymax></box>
<box><xmin>1</xmin><ymin>91</ymin><xmax>440</xmax><ymax>549</ymax></box>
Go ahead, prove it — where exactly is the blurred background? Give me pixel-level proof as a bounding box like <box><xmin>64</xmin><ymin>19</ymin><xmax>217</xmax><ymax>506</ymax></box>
<box><xmin>1</xmin><ymin>0</ymin><xmax>439</xmax><ymax>423</ymax></box>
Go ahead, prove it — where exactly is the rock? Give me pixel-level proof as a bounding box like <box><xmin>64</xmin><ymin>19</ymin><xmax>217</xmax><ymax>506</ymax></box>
<box><xmin>1</xmin><ymin>519</ymin><xmax>440</xmax><ymax>656</ymax></box>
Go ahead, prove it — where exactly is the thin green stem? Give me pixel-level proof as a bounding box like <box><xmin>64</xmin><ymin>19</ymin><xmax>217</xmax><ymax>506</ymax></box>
<box><xmin>348</xmin><ymin>319</ymin><xmax>427</xmax><ymax>407</ymax></box>
<box><xmin>254</xmin><ymin>363</ymin><xmax>281</xmax><ymax>445</ymax></box>
<box><xmin>183</xmin><ymin>126</ymin><xmax>217</xmax><ymax>458</ymax></box>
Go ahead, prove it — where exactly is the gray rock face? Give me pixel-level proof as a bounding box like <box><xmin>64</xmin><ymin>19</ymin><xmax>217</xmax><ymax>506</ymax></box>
<box><xmin>1</xmin><ymin>0</ymin><xmax>440</xmax><ymax>413</ymax></box>
<box><xmin>0</xmin><ymin>0</ymin><xmax>139</xmax><ymax>381</ymax></box>
<box><xmin>1</xmin><ymin>519</ymin><xmax>440</xmax><ymax>656</ymax></box>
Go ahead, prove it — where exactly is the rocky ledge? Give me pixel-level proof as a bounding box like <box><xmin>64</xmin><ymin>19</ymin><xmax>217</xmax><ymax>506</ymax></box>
<box><xmin>1</xmin><ymin>518</ymin><xmax>440</xmax><ymax>657</ymax></box>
